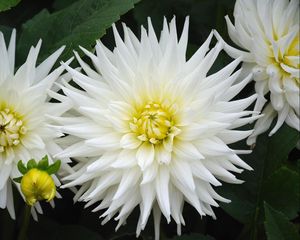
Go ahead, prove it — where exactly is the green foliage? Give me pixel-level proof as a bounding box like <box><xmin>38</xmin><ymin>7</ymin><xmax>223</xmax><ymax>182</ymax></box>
<box><xmin>14</xmin><ymin>156</ymin><xmax>61</xmax><ymax>183</ymax></box>
<box><xmin>264</xmin><ymin>203</ymin><xmax>300</xmax><ymax>240</ymax></box>
<box><xmin>0</xmin><ymin>0</ymin><xmax>21</xmax><ymax>12</ymax></box>
<box><xmin>17</xmin><ymin>160</ymin><xmax>27</xmax><ymax>174</ymax></box>
<box><xmin>262</xmin><ymin>167</ymin><xmax>300</xmax><ymax>219</ymax></box>
<box><xmin>27</xmin><ymin>159</ymin><xmax>38</xmax><ymax>170</ymax></box>
<box><xmin>173</xmin><ymin>233</ymin><xmax>215</xmax><ymax>240</ymax></box>
<box><xmin>17</xmin><ymin>0</ymin><xmax>140</xmax><ymax>64</ymax></box>
<box><xmin>219</xmin><ymin>124</ymin><xmax>299</xmax><ymax>239</ymax></box>
<box><xmin>46</xmin><ymin>159</ymin><xmax>61</xmax><ymax>175</ymax></box>
<box><xmin>37</xmin><ymin>155</ymin><xmax>50</xmax><ymax>170</ymax></box>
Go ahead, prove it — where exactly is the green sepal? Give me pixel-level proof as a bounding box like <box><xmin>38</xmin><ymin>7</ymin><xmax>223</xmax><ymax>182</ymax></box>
<box><xmin>27</xmin><ymin>159</ymin><xmax>37</xmax><ymax>169</ymax></box>
<box><xmin>46</xmin><ymin>160</ymin><xmax>61</xmax><ymax>175</ymax></box>
<box><xmin>38</xmin><ymin>155</ymin><xmax>49</xmax><ymax>170</ymax></box>
<box><xmin>13</xmin><ymin>176</ymin><xmax>23</xmax><ymax>183</ymax></box>
<box><xmin>17</xmin><ymin>160</ymin><xmax>28</xmax><ymax>175</ymax></box>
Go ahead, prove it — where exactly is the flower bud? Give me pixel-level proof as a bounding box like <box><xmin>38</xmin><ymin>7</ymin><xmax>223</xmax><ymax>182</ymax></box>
<box><xmin>20</xmin><ymin>168</ymin><xmax>56</xmax><ymax>206</ymax></box>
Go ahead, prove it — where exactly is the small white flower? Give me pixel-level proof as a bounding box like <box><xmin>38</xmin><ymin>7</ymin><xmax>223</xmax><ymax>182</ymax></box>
<box><xmin>215</xmin><ymin>0</ymin><xmax>300</xmax><ymax>144</ymax></box>
<box><xmin>0</xmin><ymin>30</ymin><xmax>71</xmax><ymax>219</ymax></box>
<box><xmin>56</xmin><ymin>17</ymin><xmax>258</xmax><ymax>239</ymax></box>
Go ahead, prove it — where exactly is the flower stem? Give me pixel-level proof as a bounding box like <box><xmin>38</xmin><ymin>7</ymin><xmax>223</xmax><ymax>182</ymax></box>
<box><xmin>17</xmin><ymin>205</ymin><xmax>31</xmax><ymax>240</ymax></box>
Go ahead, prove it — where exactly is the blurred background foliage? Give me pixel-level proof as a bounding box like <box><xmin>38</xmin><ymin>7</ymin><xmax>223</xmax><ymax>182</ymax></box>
<box><xmin>0</xmin><ymin>0</ymin><xmax>299</xmax><ymax>240</ymax></box>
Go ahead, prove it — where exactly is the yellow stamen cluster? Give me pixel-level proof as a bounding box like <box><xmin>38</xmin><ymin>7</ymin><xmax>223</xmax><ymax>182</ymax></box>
<box><xmin>272</xmin><ymin>32</ymin><xmax>300</xmax><ymax>85</ymax></box>
<box><xmin>282</xmin><ymin>33</ymin><xmax>299</xmax><ymax>69</ymax></box>
<box><xmin>130</xmin><ymin>101</ymin><xmax>181</xmax><ymax>144</ymax></box>
<box><xmin>0</xmin><ymin>107</ymin><xmax>27</xmax><ymax>153</ymax></box>
<box><xmin>21</xmin><ymin>168</ymin><xmax>56</xmax><ymax>206</ymax></box>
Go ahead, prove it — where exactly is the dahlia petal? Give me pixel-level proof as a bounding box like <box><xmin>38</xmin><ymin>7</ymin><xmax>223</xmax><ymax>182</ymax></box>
<box><xmin>120</xmin><ymin>133</ymin><xmax>141</xmax><ymax>149</ymax></box>
<box><xmin>155</xmin><ymin>166</ymin><xmax>171</xmax><ymax>222</ymax></box>
<box><xmin>141</xmin><ymin>163</ymin><xmax>158</xmax><ymax>184</ymax></box>
<box><xmin>269</xmin><ymin>104</ymin><xmax>290</xmax><ymax>136</ymax></box>
<box><xmin>218</xmin><ymin>129</ymin><xmax>253</xmax><ymax>144</ymax></box>
<box><xmin>136</xmin><ymin>142</ymin><xmax>155</xmax><ymax>170</ymax></box>
<box><xmin>171</xmin><ymin>175</ymin><xmax>204</xmax><ymax>216</ymax></box>
<box><xmin>6</xmin><ymin>181</ymin><xmax>16</xmax><ymax>219</ymax></box>
<box><xmin>0</xmin><ymin>163</ymin><xmax>12</xmax><ymax>189</ymax></box>
<box><xmin>155</xmin><ymin>144</ymin><xmax>171</xmax><ymax>164</ymax></box>
<box><xmin>170</xmin><ymin>158</ymin><xmax>195</xmax><ymax>191</ymax></box>
<box><xmin>86</xmin><ymin>133</ymin><xmax>121</xmax><ymax>149</ymax></box>
<box><xmin>191</xmin><ymin>161</ymin><xmax>222</xmax><ymax>186</ymax></box>
<box><xmin>0</xmin><ymin>183</ymin><xmax>7</xmax><ymax>208</ymax></box>
<box><xmin>35</xmin><ymin>46</ymin><xmax>65</xmax><ymax>83</ymax></box>
<box><xmin>111</xmin><ymin>149</ymin><xmax>137</xmax><ymax>168</ymax></box>
<box><xmin>286</xmin><ymin>109</ymin><xmax>300</xmax><ymax>131</ymax></box>
<box><xmin>247</xmin><ymin>104</ymin><xmax>276</xmax><ymax>145</ymax></box>
<box><xmin>140</xmin><ymin>183</ymin><xmax>155</xmax><ymax>227</ymax></box>
<box><xmin>173</xmin><ymin>141</ymin><xmax>204</xmax><ymax>160</ymax></box>
<box><xmin>56</xmin><ymin>17</ymin><xmax>262</xmax><ymax>238</ymax></box>
<box><xmin>7</xmin><ymin>29</ymin><xmax>16</xmax><ymax>75</ymax></box>
<box><xmin>153</xmin><ymin>204</ymin><xmax>162</xmax><ymax>240</ymax></box>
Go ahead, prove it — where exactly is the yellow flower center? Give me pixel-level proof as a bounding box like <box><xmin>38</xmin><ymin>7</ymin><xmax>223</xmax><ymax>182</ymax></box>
<box><xmin>283</xmin><ymin>33</ymin><xmax>300</xmax><ymax>69</ymax></box>
<box><xmin>21</xmin><ymin>168</ymin><xmax>56</xmax><ymax>206</ymax></box>
<box><xmin>130</xmin><ymin>101</ymin><xmax>181</xmax><ymax>144</ymax></box>
<box><xmin>272</xmin><ymin>32</ymin><xmax>300</xmax><ymax>85</ymax></box>
<box><xmin>0</xmin><ymin>107</ymin><xmax>27</xmax><ymax>153</ymax></box>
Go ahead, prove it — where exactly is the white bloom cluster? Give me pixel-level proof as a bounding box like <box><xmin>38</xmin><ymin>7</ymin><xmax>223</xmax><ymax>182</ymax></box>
<box><xmin>53</xmin><ymin>17</ymin><xmax>258</xmax><ymax>239</ymax></box>
<box><xmin>0</xmin><ymin>30</ymin><xmax>72</xmax><ymax>220</ymax></box>
<box><xmin>215</xmin><ymin>0</ymin><xmax>299</xmax><ymax>145</ymax></box>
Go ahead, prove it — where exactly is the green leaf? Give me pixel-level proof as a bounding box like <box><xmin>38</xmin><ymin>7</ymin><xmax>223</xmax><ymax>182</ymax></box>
<box><xmin>264</xmin><ymin>203</ymin><xmax>299</xmax><ymax>240</ymax></box>
<box><xmin>38</xmin><ymin>155</ymin><xmax>49</xmax><ymax>170</ymax></box>
<box><xmin>13</xmin><ymin>176</ymin><xmax>22</xmax><ymax>183</ymax></box>
<box><xmin>0</xmin><ymin>0</ymin><xmax>21</xmax><ymax>12</ymax></box>
<box><xmin>172</xmin><ymin>233</ymin><xmax>215</xmax><ymax>240</ymax></box>
<box><xmin>17</xmin><ymin>0</ymin><xmax>141</xmax><ymax>64</ymax></box>
<box><xmin>27</xmin><ymin>159</ymin><xmax>37</xmax><ymax>170</ymax></box>
<box><xmin>17</xmin><ymin>160</ymin><xmax>28</xmax><ymax>174</ymax></box>
<box><xmin>52</xmin><ymin>0</ymin><xmax>78</xmax><ymax>10</ymax></box>
<box><xmin>263</xmin><ymin>167</ymin><xmax>300</xmax><ymax>219</ymax></box>
<box><xmin>219</xmin><ymin>124</ymin><xmax>299</xmax><ymax>238</ymax></box>
<box><xmin>46</xmin><ymin>160</ymin><xmax>61</xmax><ymax>175</ymax></box>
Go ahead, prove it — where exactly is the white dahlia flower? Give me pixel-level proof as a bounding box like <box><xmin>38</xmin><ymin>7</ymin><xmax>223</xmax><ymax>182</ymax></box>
<box><xmin>215</xmin><ymin>0</ymin><xmax>300</xmax><ymax>145</ymax></box>
<box><xmin>0</xmin><ymin>30</ymin><xmax>72</xmax><ymax>219</ymax></box>
<box><xmin>56</xmin><ymin>17</ymin><xmax>259</xmax><ymax>239</ymax></box>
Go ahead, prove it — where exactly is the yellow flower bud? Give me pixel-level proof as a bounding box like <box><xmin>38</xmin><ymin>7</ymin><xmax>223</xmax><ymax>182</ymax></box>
<box><xmin>20</xmin><ymin>168</ymin><xmax>56</xmax><ymax>206</ymax></box>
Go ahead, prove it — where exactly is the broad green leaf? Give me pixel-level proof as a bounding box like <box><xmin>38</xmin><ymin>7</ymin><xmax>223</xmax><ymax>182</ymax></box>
<box><xmin>38</xmin><ymin>155</ymin><xmax>49</xmax><ymax>170</ymax></box>
<box><xmin>264</xmin><ymin>203</ymin><xmax>299</xmax><ymax>240</ymax></box>
<box><xmin>219</xmin><ymin>124</ymin><xmax>299</xmax><ymax>238</ymax></box>
<box><xmin>17</xmin><ymin>0</ymin><xmax>141</xmax><ymax>64</ymax></box>
<box><xmin>17</xmin><ymin>160</ymin><xmax>27</xmax><ymax>174</ymax></box>
<box><xmin>173</xmin><ymin>233</ymin><xmax>215</xmax><ymax>240</ymax></box>
<box><xmin>27</xmin><ymin>159</ymin><xmax>37</xmax><ymax>170</ymax></box>
<box><xmin>52</xmin><ymin>0</ymin><xmax>78</xmax><ymax>10</ymax></box>
<box><xmin>263</xmin><ymin>167</ymin><xmax>300</xmax><ymax>219</ymax></box>
<box><xmin>0</xmin><ymin>0</ymin><xmax>21</xmax><ymax>12</ymax></box>
<box><xmin>46</xmin><ymin>160</ymin><xmax>61</xmax><ymax>175</ymax></box>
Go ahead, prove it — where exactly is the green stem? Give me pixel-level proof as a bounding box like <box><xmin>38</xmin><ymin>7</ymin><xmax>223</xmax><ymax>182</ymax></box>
<box><xmin>17</xmin><ymin>205</ymin><xmax>31</xmax><ymax>240</ymax></box>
